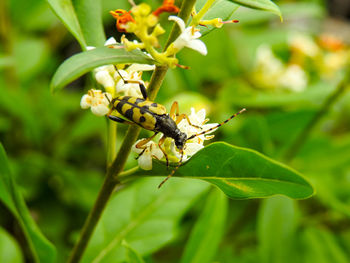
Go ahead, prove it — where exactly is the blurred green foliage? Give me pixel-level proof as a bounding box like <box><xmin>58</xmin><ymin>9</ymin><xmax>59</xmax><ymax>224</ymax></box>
<box><xmin>1</xmin><ymin>0</ymin><xmax>350</xmax><ymax>262</ymax></box>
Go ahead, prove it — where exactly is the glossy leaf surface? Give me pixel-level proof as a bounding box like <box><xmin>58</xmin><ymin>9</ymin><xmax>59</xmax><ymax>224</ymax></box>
<box><xmin>46</xmin><ymin>0</ymin><xmax>86</xmax><ymax>47</ymax></box>
<box><xmin>230</xmin><ymin>0</ymin><xmax>282</xmax><ymax>19</ymax></box>
<box><xmin>0</xmin><ymin>144</ymin><xmax>56</xmax><ymax>263</ymax></box>
<box><xmin>180</xmin><ymin>189</ymin><xmax>227</xmax><ymax>263</ymax></box>
<box><xmin>50</xmin><ymin>46</ymin><xmax>157</xmax><ymax>92</ymax></box>
<box><xmin>81</xmin><ymin>178</ymin><xmax>209</xmax><ymax>263</ymax></box>
<box><xmin>137</xmin><ymin>142</ymin><xmax>314</xmax><ymax>199</ymax></box>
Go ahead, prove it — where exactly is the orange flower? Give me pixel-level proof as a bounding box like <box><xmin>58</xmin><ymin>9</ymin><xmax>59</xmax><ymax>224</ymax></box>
<box><xmin>318</xmin><ymin>35</ymin><xmax>345</xmax><ymax>52</ymax></box>
<box><xmin>153</xmin><ymin>0</ymin><xmax>179</xmax><ymax>17</ymax></box>
<box><xmin>110</xmin><ymin>9</ymin><xmax>135</xmax><ymax>32</ymax></box>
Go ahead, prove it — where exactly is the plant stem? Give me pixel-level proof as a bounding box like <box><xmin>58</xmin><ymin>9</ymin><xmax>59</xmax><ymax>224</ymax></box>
<box><xmin>67</xmin><ymin>1</ymin><xmax>197</xmax><ymax>261</ymax></box>
<box><xmin>165</xmin><ymin>0</ymin><xmax>198</xmax><ymax>49</ymax></box>
<box><xmin>67</xmin><ymin>175</ymin><xmax>119</xmax><ymax>263</ymax></box>
<box><xmin>283</xmin><ymin>73</ymin><xmax>349</xmax><ymax>161</ymax></box>
<box><xmin>190</xmin><ymin>0</ymin><xmax>216</xmax><ymax>26</ymax></box>
<box><xmin>106</xmin><ymin>121</ymin><xmax>117</xmax><ymax>167</ymax></box>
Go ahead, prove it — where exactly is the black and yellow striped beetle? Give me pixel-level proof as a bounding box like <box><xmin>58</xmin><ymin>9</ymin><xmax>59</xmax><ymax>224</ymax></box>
<box><xmin>107</xmin><ymin>71</ymin><xmax>246</xmax><ymax>187</ymax></box>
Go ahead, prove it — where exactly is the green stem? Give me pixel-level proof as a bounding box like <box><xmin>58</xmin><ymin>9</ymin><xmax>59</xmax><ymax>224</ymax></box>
<box><xmin>67</xmin><ymin>176</ymin><xmax>119</xmax><ymax>263</ymax></box>
<box><xmin>67</xmin><ymin>1</ymin><xmax>197</xmax><ymax>262</ymax></box>
<box><xmin>283</xmin><ymin>73</ymin><xmax>349</xmax><ymax>162</ymax></box>
<box><xmin>106</xmin><ymin>121</ymin><xmax>117</xmax><ymax>167</ymax></box>
<box><xmin>165</xmin><ymin>0</ymin><xmax>198</xmax><ymax>49</ymax></box>
<box><xmin>119</xmin><ymin>166</ymin><xmax>140</xmax><ymax>177</ymax></box>
<box><xmin>190</xmin><ymin>0</ymin><xmax>216</xmax><ymax>26</ymax></box>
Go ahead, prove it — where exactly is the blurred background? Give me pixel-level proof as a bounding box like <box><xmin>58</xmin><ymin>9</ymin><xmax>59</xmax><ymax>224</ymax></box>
<box><xmin>1</xmin><ymin>0</ymin><xmax>350</xmax><ymax>262</ymax></box>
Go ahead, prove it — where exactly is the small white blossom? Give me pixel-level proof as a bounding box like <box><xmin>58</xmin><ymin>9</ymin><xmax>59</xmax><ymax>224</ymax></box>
<box><xmin>87</xmin><ymin>37</ymin><xmax>119</xmax><ymax>91</ymax></box>
<box><xmin>279</xmin><ymin>64</ymin><xmax>308</xmax><ymax>92</ymax></box>
<box><xmin>256</xmin><ymin>45</ymin><xmax>284</xmax><ymax>75</ymax></box>
<box><xmin>288</xmin><ymin>33</ymin><xmax>320</xmax><ymax>57</ymax></box>
<box><xmin>132</xmin><ymin>108</ymin><xmax>217</xmax><ymax>169</ymax></box>
<box><xmin>80</xmin><ymin>89</ymin><xmax>112</xmax><ymax>116</ymax></box>
<box><xmin>169</xmin><ymin>16</ymin><xmax>207</xmax><ymax>55</ymax></box>
<box><xmin>95</xmin><ymin>69</ymin><xmax>115</xmax><ymax>90</ymax></box>
<box><xmin>132</xmin><ymin>140</ymin><xmax>164</xmax><ymax>170</ymax></box>
<box><xmin>174</xmin><ymin>108</ymin><xmax>217</xmax><ymax>161</ymax></box>
<box><xmin>322</xmin><ymin>50</ymin><xmax>348</xmax><ymax>77</ymax></box>
<box><xmin>115</xmin><ymin>70</ymin><xmax>147</xmax><ymax>97</ymax></box>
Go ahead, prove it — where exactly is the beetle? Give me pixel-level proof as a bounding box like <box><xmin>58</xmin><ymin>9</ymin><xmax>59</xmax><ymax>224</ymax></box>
<box><xmin>107</xmin><ymin>70</ymin><xmax>246</xmax><ymax>187</ymax></box>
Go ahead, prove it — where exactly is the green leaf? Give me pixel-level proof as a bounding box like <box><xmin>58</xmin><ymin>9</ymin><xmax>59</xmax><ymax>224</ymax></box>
<box><xmin>180</xmin><ymin>189</ymin><xmax>227</xmax><ymax>263</ymax></box>
<box><xmin>50</xmin><ymin>46</ymin><xmax>157</xmax><ymax>93</ymax></box>
<box><xmin>73</xmin><ymin>0</ymin><xmax>106</xmax><ymax>46</ymax></box>
<box><xmin>258</xmin><ymin>196</ymin><xmax>297</xmax><ymax>263</ymax></box>
<box><xmin>229</xmin><ymin>0</ymin><xmax>282</xmax><ymax>19</ymax></box>
<box><xmin>0</xmin><ymin>143</ymin><xmax>56</xmax><ymax>263</ymax></box>
<box><xmin>122</xmin><ymin>240</ymin><xmax>146</xmax><ymax>263</ymax></box>
<box><xmin>82</xmin><ymin>178</ymin><xmax>209</xmax><ymax>262</ymax></box>
<box><xmin>136</xmin><ymin>142</ymin><xmax>314</xmax><ymax>199</ymax></box>
<box><xmin>46</xmin><ymin>0</ymin><xmax>86</xmax><ymax>47</ymax></box>
<box><xmin>196</xmin><ymin>0</ymin><xmax>239</xmax><ymax>36</ymax></box>
<box><xmin>0</xmin><ymin>227</ymin><xmax>23</xmax><ymax>263</ymax></box>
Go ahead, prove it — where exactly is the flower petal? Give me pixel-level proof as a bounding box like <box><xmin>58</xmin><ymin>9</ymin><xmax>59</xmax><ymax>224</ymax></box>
<box><xmin>105</xmin><ymin>37</ymin><xmax>118</xmax><ymax>46</ymax></box>
<box><xmin>168</xmin><ymin>16</ymin><xmax>186</xmax><ymax>32</ymax></box>
<box><xmin>138</xmin><ymin>151</ymin><xmax>153</xmax><ymax>170</ymax></box>
<box><xmin>95</xmin><ymin>71</ymin><xmax>115</xmax><ymax>88</ymax></box>
<box><xmin>185</xmin><ymin>142</ymin><xmax>204</xmax><ymax>156</ymax></box>
<box><xmin>127</xmin><ymin>63</ymin><xmax>155</xmax><ymax>72</ymax></box>
<box><xmin>80</xmin><ymin>94</ymin><xmax>91</xmax><ymax>109</ymax></box>
<box><xmin>152</xmin><ymin>147</ymin><xmax>164</xmax><ymax>160</ymax></box>
<box><xmin>91</xmin><ymin>104</ymin><xmax>110</xmax><ymax>116</ymax></box>
<box><xmin>185</xmin><ymin>39</ymin><xmax>207</xmax><ymax>55</ymax></box>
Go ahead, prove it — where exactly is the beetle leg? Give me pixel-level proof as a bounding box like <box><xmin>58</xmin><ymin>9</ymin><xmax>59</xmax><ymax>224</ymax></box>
<box><xmin>115</xmin><ymin>68</ymin><xmax>148</xmax><ymax>99</ymax></box>
<box><xmin>135</xmin><ymin>132</ymin><xmax>158</xmax><ymax>159</ymax></box>
<box><xmin>176</xmin><ymin>114</ymin><xmax>201</xmax><ymax>129</ymax></box>
<box><xmin>135</xmin><ymin>132</ymin><xmax>158</xmax><ymax>148</ymax></box>
<box><xmin>108</xmin><ymin>115</ymin><xmax>135</xmax><ymax>125</ymax></box>
<box><xmin>158</xmin><ymin>135</ymin><xmax>169</xmax><ymax>169</ymax></box>
<box><xmin>169</xmin><ymin>101</ymin><xmax>179</xmax><ymax>120</ymax></box>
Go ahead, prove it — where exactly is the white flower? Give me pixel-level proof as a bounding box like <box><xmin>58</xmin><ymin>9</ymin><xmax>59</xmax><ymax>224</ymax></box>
<box><xmin>86</xmin><ymin>37</ymin><xmax>118</xmax><ymax>50</ymax></box>
<box><xmin>288</xmin><ymin>33</ymin><xmax>319</xmax><ymax>57</ymax></box>
<box><xmin>174</xmin><ymin>108</ymin><xmax>217</xmax><ymax>161</ymax></box>
<box><xmin>132</xmin><ymin>140</ymin><xmax>164</xmax><ymax>170</ymax></box>
<box><xmin>80</xmin><ymin>89</ymin><xmax>112</xmax><ymax>116</ymax></box>
<box><xmin>322</xmin><ymin>50</ymin><xmax>348</xmax><ymax>76</ymax></box>
<box><xmin>115</xmin><ymin>70</ymin><xmax>147</xmax><ymax>97</ymax></box>
<box><xmin>95</xmin><ymin>68</ymin><xmax>115</xmax><ymax>90</ymax></box>
<box><xmin>278</xmin><ymin>64</ymin><xmax>308</xmax><ymax>92</ymax></box>
<box><xmin>168</xmin><ymin>16</ymin><xmax>207</xmax><ymax>55</ymax></box>
<box><xmin>256</xmin><ymin>45</ymin><xmax>284</xmax><ymax>75</ymax></box>
<box><xmin>87</xmin><ymin>38</ymin><xmax>119</xmax><ymax>91</ymax></box>
<box><xmin>127</xmin><ymin>63</ymin><xmax>155</xmax><ymax>72</ymax></box>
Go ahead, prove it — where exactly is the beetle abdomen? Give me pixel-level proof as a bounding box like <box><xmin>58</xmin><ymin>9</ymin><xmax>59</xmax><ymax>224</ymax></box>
<box><xmin>113</xmin><ymin>96</ymin><xmax>167</xmax><ymax>131</ymax></box>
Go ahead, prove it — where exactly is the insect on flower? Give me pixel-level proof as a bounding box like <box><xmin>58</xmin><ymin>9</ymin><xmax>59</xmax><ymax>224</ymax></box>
<box><xmin>107</xmin><ymin>70</ymin><xmax>246</xmax><ymax>187</ymax></box>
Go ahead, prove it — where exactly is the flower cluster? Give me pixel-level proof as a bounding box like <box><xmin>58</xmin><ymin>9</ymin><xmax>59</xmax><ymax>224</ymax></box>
<box><xmin>80</xmin><ymin>0</ymin><xmax>238</xmax><ymax>169</ymax></box>
<box><xmin>109</xmin><ymin>0</ymin><xmax>238</xmax><ymax>68</ymax></box>
<box><xmin>81</xmin><ymin>37</ymin><xmax>155</xmax><ymax>116</ymax></box>
<box><xmin>132</xmin><ymin>108</ymin><xmax>217</xmax><ymax>170</ymax></box>
<box><xmin>252</xmin><ymin>33</ymin><xmax>350</xmax><ymax>92</ymax></box>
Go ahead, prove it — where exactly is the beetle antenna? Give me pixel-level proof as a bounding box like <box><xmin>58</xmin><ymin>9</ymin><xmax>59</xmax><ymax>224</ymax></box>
<box><xmin>158</xmin><ymin>149</ymin><xmax>184</xmax><ymax>188</ymax></box>
<box><xmin>187</xmin><ymin>108</ymin><xmax>246</xmax><ymax>141</ymax></box>
<box><xmin>114</xmin><ymin>66</ymin><xmax>127</xmax><ymax>84</ymax></box>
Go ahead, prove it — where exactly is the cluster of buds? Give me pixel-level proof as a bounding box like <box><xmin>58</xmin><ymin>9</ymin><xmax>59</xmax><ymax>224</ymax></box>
<box><xmin>81</xmin><ymin>37</ymin><xmax>155</xmax><ymax>116</ymax></box>
<box><xmin>109</xmin><ymin>0</ymin><xmax>238</xmax><ymax>68</ymax></box>
<box><xmin>252</xmin><ymin>33</ymin><xmax>350</xmax><ymax>92</ymax></box>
